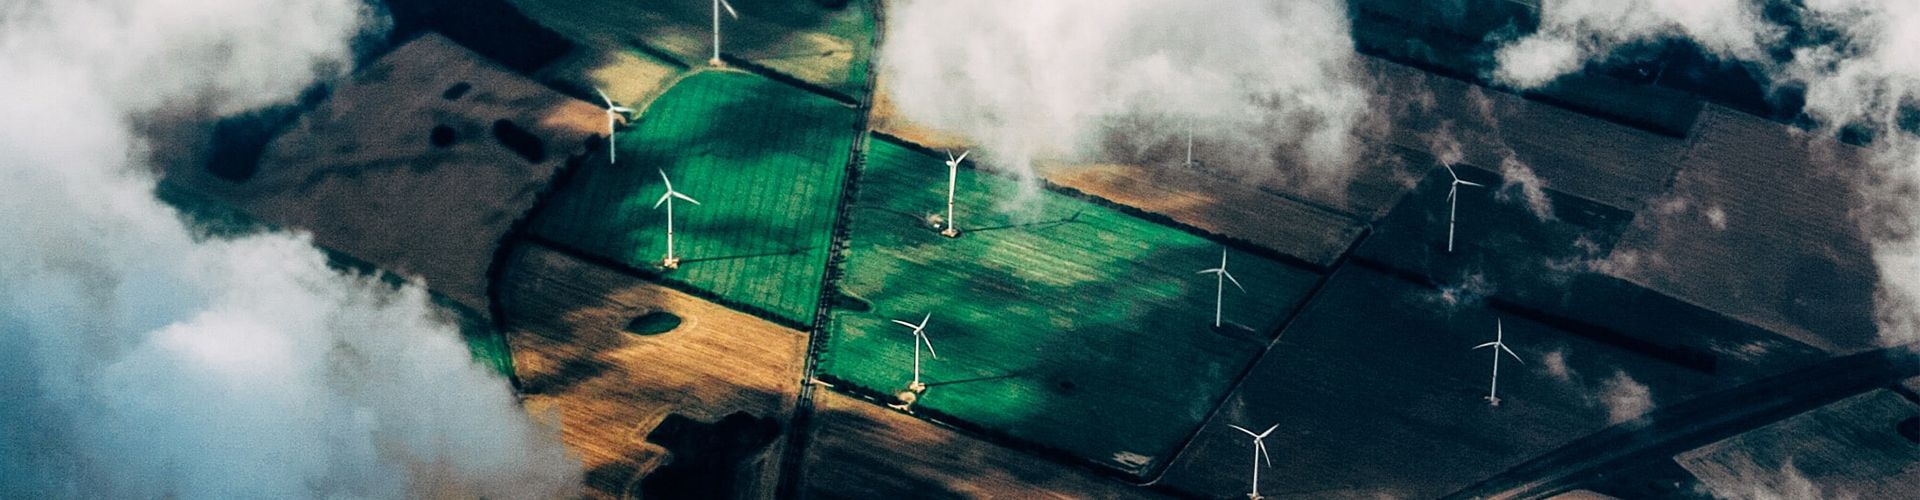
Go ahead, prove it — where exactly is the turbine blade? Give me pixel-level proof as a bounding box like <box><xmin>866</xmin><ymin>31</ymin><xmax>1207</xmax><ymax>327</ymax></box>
<box><xmin>611</xmin><ymin>106</ymin><xmax>633</xmax><ymax>113</ymax></box>
<box><xmin>673</xmin><ymin>192</ymin><xmax>701</xmax><ymax>205</ymax></box>
<box><xmin>1473</xmin><ymin>341</ymin><xmax>1499</xmax><ymax>350</ymax></box>
<box><xmin>1256</xmin><ymin>441</ymin><xmax>1273</xmax><ymax>467</ymax></box>
<box><xmin>1198</xmin><ymin>268</ymin><xmax>1223</xmax><ymax>275</ymax></box>
<box><xmin>720</xmin><ymin>0</ymin><xmax>739</xmax><ymax>18</ymax></box>
<box><xmin>891</xmin><ymin>319</ymin><xmax>917</xmax><ymax>329</ymax></box>
<box><xmin>919</xmin><ymin>313</ymin><xmax>932</xmax><ymax>329</ymax></box>
<box><xmin>1259</xmin><ymin>423</ymin><xmax>1278</xmax><ymax>437</ymax></box>
<box><xmin>1222</xmin><ymin>271</ymin><xmax>1245</xmax><ymax>292</ymax></box>
<box><xmin>658</xmin><ymin>169</ymin><xmax>673</xmax><ymax>191</ymax></box>
<box><xmin>1459</xmin><ymin>180</ymin><xmax>1486</xmax><ymax>188</ymax></box>
<box><xmin>955</xmin><ymin>150</ymin><xmax>969</xmax><ymax>164</ymax></box>
<box><xmin>1444</xmin><ymin>164</ymin><xmax>1460</xmax><ymax>182</ymax></box>
<box><xmin>595</xmin><ymin>87</ymin><xmax>613</xmax><ymax>107</ymax></box>
<box><xmin>653</xmin><ymin>192</ymin><xmax>672</xmax><ymax>209</ymax></box>
<box><xmin>945</xmin><ymin>149</ymin><xmax>955</xmax><ymax>162</ymax></box>
<box><xmin>1228</xmin><ymin>424</ymin><xmax>1257</xmax><ymax>437</ymax></box>
<box><xmin>1501</xmin><ymin>344</ymin><xmax>1524</xmax><ymax>364</ymax></box>
<box><xmin>920</xmin><ymin>333</ymin><xmax>938</xmax><ymax>359</ymax></box>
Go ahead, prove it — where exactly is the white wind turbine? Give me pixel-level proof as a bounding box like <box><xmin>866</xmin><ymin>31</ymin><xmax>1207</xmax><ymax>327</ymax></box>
<box><xmin>890</xmin><ymin>313</ymin><xmax>938</xmax><ymax>395</ymax></box>
<box><xmin>1442</xmin><ymin>163</ymin><xmax>1485</xmax><ymax>253</ymax></box>
<box><xmin>940</xmin><ymin>149</ymin><xmax>969</xmax><ymax>237</ymax></box>
<box><xmin>1183</xmin><ymin>124</ymin><xmax>1200</xmax><ymax>169</ymax></box>
<box><xmin>1473</xmin><ymin>318</ymin><xmax>1523</xmax><ymax>406</ymax></box>
<box><xmin>653</xmin><ymin>169</ymin><xmax>700</xmax><ymax>269</ymax></box>
<box><xmin>595</xmin><ymin>88</ymin><xmax>634</xmax><ymax>164</ymax></box>
<box><xmin>709</xmin><ymin>0</ymin><xmax>740</xmax><ymax>66</ymax></box>
<box><xmin>1197</xmin><ymin>248</ymin><xmax>1245</xmax><ymax>328</ymax></box>
<box><xmin>1228</xmin><ymin>423</ymin><xmax>1279</xmax><ymax>500</ymax></box>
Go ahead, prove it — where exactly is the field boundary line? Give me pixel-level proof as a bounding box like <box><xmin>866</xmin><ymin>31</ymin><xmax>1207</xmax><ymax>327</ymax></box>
<box><xmin>776</xmin><ymin>1</ymin><xmax>882</xmax><ymax>497</ymax></box>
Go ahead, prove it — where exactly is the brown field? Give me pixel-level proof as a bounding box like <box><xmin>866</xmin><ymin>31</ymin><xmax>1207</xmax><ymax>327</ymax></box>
<box><xmin>1038</xmin><ymin>162</ymin><xmax>1363</xmax><ymax>267</ymax></box>
<box><xmin>167</xmin><ymin>34</ymin><xmax>604</xmax><ymax>314</ymax></box>
<box><xmin>1608</xmin><ymin>106</ymin><xmax>1879</xmax><ymax>354</ymax></box>
<box><xmin>1363</xmin><ymin>57</ymin><xmax>1689</xmax><ymax>212</ymax></box>
<box><xmin>534</xmin><ymin>45</ymin><xmax>686</xmax><ymax>118</ymax></box>
<box><xmin>800</xmin><ymin>390</ymin><xmax>1164</xmax><ymax>499</ymax></box>
<box><xmin>499</xmin><ymin>242</ymin><xmax>808</xmax><ymax>499</ymax></box>
<box><xmin>1676</xmin><ymin>389</ymin><xmax>1920</xmax><ymax>499</ymax></box>
<box><xmin>509</xmin><ymin>0</ymin><xmax>868</xmax><ymax>97</ymax></box>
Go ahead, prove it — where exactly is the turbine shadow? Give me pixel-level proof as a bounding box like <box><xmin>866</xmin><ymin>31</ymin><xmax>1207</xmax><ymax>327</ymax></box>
<box><xmin>679</xmin><ymin>244</ymin><xmax>817</xmax><ymax>265</ymax></box>
<box><xmin>961</xmin><ymin>208</ymin><xmax>1090</xmax><ymax>234</ymax></box>
<box><xmin>924</xmin><ymin>369</ymin><xmax>1033</xmax><ymax>389</ymax></box>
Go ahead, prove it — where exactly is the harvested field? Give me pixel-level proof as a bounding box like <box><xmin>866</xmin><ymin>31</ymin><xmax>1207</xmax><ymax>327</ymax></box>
<box><xmin>531</xmin><ymin>69</ymin><xmax>858</xmax><ymax>325</ymax></box>
<box><xmin>1157</xmin><ymin>265</ymin><xmax>1725</xmax><ymax>499</ymax></box>
<box><xmin>1677</xmin><ymin>390</ymin><xmax>1920</xmax><ymax>499</ymax></box>
<box><xmin>1364</xmin><ymin>57</ymin><xmax>1688</xmax><ymax>213</ymax></box>
<box><xmin>510</xmin><ymin>0</ymin><xmax>874</xmax><ymax>101</ymax></box>
<box><xmin>1609</xmin><ymin>106</ymin><xmax>1880</xmax><ymax>354</ymax></box>
<box><xmin>1353</xmin><ymin>163</ymin><xmax>1826</xmax><ymax>378</ymax></box>
<box><xmin>166</xmin><ymin>33</ymin><xmax>604</xmax><ymax>315</ymax></box>
<box><xmin>801</xmin><ymin>390</ymin><xmax>1163</xmax><ymax>499</ymax></box>
<box><xmin>1036</xmin><ymin>161</ymin><xmax>1364</xmax><ymax>268</ymax></box>
<box><xmin>819</xmin><ymin>139</ymin><xmax>1325</xmax><ymax>477</ymax></box>
<box><xmin>500</xmin><ymin>242</ymin><xmax>807</xmax><ymax>500</ymax></box>
<box><xmin>534</xmin><ymin>45</ymin><xmax>686</xmax><ymax>118</ymax></box>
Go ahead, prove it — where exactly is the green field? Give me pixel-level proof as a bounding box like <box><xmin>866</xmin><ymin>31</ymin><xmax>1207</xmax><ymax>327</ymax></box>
<box><xmin>531</xmin><ymin>70</ymin><xmax>857</xmax><ymax>325</ymax></box>
<box><xmin>817</xmin><ymin>139</ymin><xmax>1324</xmax><ymax>476</ymax></box>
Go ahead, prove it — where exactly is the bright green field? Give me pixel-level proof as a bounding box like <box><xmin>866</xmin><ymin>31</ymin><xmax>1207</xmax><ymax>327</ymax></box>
<box><xmin>818</xmin><ymin>139</ymin><xmax>1324</xmax><ymax>476</ymax></box>
<box><xmin>531</xmin><ymin>70</ymin><xmax>858</xmax><ymax>325</ymax></box>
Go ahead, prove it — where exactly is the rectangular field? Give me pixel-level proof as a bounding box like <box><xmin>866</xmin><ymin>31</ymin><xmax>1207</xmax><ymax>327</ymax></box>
<box><xmin>501</xmin><ymin>242</ymin><xmax>808</xmax><ymax>499</ymax></box>
<box><xmin>1157</xmin><ymin>264</ymin><xmax>1725</xmax><ymax>499</ymax></box>
<box><xmin>531</xmin><ymin>70</ymin><xmax>858</xmax><ymax>325</ymax></box>
<box><xmin>510</xmin><ymin>0</ymin><xmax>875</xmax><ymax>101</ymax></box>
<box><xmin>818</xmin><ymin>139</ymin><xmax>1325</xmax><ymax>476</ymax></box>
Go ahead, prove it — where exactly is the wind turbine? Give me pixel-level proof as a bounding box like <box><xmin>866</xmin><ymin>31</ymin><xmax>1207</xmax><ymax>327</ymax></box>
<box><xmin>940</xmin><ymin>149</ymin><xmax>969</xmax><ymax>238</ymax></box>
<box><xmin>1183</xmin><ymin>124</ymin><xmax>1200</xmax><ymax>169</ymax></box>
<box><xmin>1228</xmin><ymin>423</ymin><xmax>1278</xmax><ymax>500</ymax></box>
<box><xmin>1197</xmin><ymin>248</ymin><xmax>1245</xmax><ymax>328</ymax></box>
<box><xmin>595</xmin><ymin>87</ymin><xmax>633</xmax><ymax>164</ymax></box>
<box><xmin>1442</xmin><ymin>163</ymin><xmax>1485</xmax><ymax>253</ymax></box>
<box><xmin>890</xmin><ymin>313</ymin><xmax>938</xmax><ymax>395</ymax></box>
<box><xmin>709</xmin><ymin>0</ymin><xmax>739</xmax><ymax>66</ymax></box>
<box><xmin>1472</xmin><ymin>318</ymin><xmax>1523</xmax><ymax>406</ymax></box>
<box><xmin>653</xmin><ymin>169</ymin><xmax>700</xmax><ymax>269</ymax></box>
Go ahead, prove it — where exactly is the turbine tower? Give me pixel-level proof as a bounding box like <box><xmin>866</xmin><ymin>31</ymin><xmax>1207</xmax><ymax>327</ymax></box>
<box><xmin>653</xmin><ymin>169</ymin><xmax>700</xmax><ymax>269</ymax></box>
<box><xmin>1473</xmin><ymin>318</ymin><xmax>1523</xmax><ymax>406</ymax></box>
<box><xmin>1197</xmin><ymin>248</ymin><xmax>1246</xmax><ymax>328</ymax></box>
<box><xmin>1442</xmin><ymin>163</ymin><xmax>1485</xmax><ymax>253</ymax></box>
<box><xmin>941</xmin><ymin>149</ymin><xmax>969</xmax><ymax>238</ymax></box>
<box><xmin>595</xmin><ymin>88</ymin><xmax>633</xmax><ymax>164</ymax></box>
<box><xmin>710</xmin><ymin>0</ymin><xmax>739</xmax><ymax>66</ymax></box>
<box><xmin>890</xmin><ymin>313</ymin><xmax>938</xmax><ymax>395</ymax></box>
<box><xmin>1229</xmin><ymin>423</ymin><xmax>1279</xmax><ymax>500</ymax></box>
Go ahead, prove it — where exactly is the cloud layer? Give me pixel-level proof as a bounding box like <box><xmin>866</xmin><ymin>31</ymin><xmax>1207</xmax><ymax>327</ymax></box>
<box><xmin>0</xmin><ymin>0</ymin><xmax>581</xmax><ymax>497</ymax></box>
<box><xmin>880</xmin><ymin>0</ymin><xmax>1374</xmax><ymax>202</ymax></box>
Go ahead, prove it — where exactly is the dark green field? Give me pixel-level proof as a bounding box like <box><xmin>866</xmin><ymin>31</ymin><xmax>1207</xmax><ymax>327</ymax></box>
<box><xmin>531</xmin><ymin>69</ymin><xmax>858</xmax><ymax>325</ymax></box>
<box><xmin>817</xmin><ymin>139</ymin><xmax>1324</xmax><ymax>476</ymax></box>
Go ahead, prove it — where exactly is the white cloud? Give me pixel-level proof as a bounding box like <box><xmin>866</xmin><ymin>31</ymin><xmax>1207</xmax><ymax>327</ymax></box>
<box><xmin>0</xmin><ymin>0</ymin><xmax>581</xmax><ymax>497</ymax></box>
<box><xmin>880</xmin><ymin>0</ymin><xmax>1374</xmax><ymax>203</ymax></box>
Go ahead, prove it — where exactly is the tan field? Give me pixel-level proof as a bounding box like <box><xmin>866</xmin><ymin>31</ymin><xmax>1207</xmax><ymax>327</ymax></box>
<box><xmin>801</xmin><ymin>390</ymin><xmax>1164</xmax><ymax>499</ymax></box>
<box><xmin>534</xmin><ymin>45</ymin><xmax>687</xmax><ymax>119</ymax></box>
<box><xmin>509</xmin><ymin>0</ymin><xmax>869</xmax><ymax>98</ymax></box>
<box><xmin>499</xmin><ymin>242</ymin><xmax>808</xmax><ymax>499</ymax></box>
<box><xmin>168</xmin><ymin>33</ymin><xmax>605</xmax><ymax>315</ymax></box>
<box><xmin>1038</xmin><ymin>162</ymin><xmax>1363</xmax><ymax>267</ymax></box>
